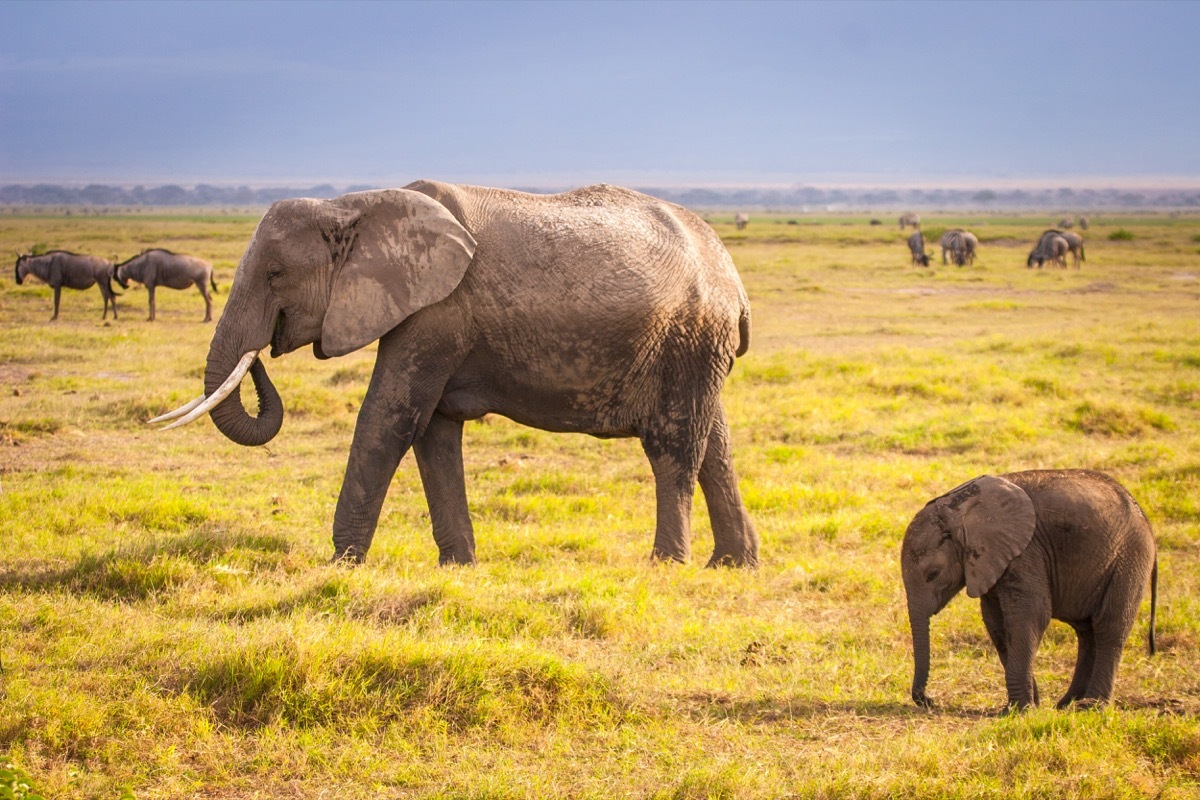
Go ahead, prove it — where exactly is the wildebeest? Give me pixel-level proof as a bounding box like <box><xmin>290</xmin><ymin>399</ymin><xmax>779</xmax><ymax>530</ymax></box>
<box><xmin>1031</xmin><ymin>229</ymin><xmax>1084</xmax><ymax>268</ymax></box>
<box><xmin>14</xmin><ymin>250</ymin><xmax>120</xmax><ymax>320</ymax></box>
<box><xmin>1027</xmin><ymin>233</ymin><xmax>1070</xmax><ymax>269</ymax></box>
<box><xmin>939</xmin><ymin>230</ymin><xmax>977</xmax><ymax>266</ymax></box>
<box><xmin>907</xmin><ymin>231</ymin><xmax>931</xmax><ymax>266</ymax></box>
<box><xmin>734</xmin><ymin>212</ymin><xmax>750</xmax><ymax>230</ymax></box>
<box><xmin>114</xmin><ymin>249</ymin><xmax>217</xmax><ymax>321</ymax></box>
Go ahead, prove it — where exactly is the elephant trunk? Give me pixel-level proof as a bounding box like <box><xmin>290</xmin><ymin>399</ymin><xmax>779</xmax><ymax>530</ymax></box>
<box><xmin>204</xmin><ymin>341</ymin><xmax>283</xmax><ymax>447</ymax></box>
<box><xmin>909</xmin><ymin>602</ymin><xmax>933</xmax><ymax>708</ymax></box>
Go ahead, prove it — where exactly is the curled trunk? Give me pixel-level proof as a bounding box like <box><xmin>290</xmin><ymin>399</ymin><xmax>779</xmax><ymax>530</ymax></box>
<box><xmin>204</xmin><ymin>354</ymin><xmax>283</xmax><ymax>446</ymax></box>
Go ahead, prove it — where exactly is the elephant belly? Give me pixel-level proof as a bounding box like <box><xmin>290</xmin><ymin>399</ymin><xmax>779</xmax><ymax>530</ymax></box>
<box><xmin>436</xmin><ymin>381</ymin><xmax>636</xmax><ymax>438</ymax></box>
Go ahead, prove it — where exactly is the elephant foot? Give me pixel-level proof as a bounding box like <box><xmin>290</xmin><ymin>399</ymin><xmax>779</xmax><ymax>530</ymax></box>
<box><xmin>1058</xmin><ymin>696</ymin><xmax>1106</xmax><ymax>711</ymax></box>
<box><xmin>331</xmin><ymin>545</ymin><xmax>367</xmax><ymax>566</ymax></box>
<box><xmin>912</xmin><ymin>691</ymin><xmax>935</xmax><ymax>710</ymax></box>
<box><xmin>649</xmin><ymin>547</ymin><xmax>688</xmax><ymax>565</ymax></box>
<box><xmin>706</xmin><ymin>549</ymin><xmax>758</xmax><ymax>568</ymax></box>
<box><xmin>437</xmin><ymin>549</ymin><xmax>476</xmax><ymax>567</ymax></box>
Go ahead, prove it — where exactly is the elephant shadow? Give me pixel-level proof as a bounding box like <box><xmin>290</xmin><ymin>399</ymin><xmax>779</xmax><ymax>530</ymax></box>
<box><xmin>680</xmin><ymin>692</ymin><xmax>989</xmax><ymax>722</ymax></box>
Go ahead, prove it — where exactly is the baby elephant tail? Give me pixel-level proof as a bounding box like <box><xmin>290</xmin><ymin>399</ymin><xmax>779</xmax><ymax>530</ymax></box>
<box><xmin>1148</xmin><ymin>558</ymin><xmax>1158</xmax><ymax>656</ymax></box>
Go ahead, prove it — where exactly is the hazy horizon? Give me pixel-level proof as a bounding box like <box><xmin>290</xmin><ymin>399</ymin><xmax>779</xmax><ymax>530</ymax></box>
<box><xmin>4</xmin><ymin>1</ymin><xmax>1199</xmax><ymax>189</ymax></box>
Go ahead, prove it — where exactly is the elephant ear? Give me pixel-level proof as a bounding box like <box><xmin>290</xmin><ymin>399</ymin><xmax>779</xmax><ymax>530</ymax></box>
<box><xmin>935</xmin><ymin>475</ymin><xmax>1036</xmax><ymax>599</ymax></box>
<box><xmin>320</xmin><ymin>189</ymin><xmax>477</xmax><ymax>357</ymax></box>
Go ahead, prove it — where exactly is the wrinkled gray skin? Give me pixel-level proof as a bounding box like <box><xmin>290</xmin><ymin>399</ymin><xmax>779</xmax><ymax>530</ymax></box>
<box><xmin>115</xmin><ymin>248</ymin><xmax>217</xmax><ymax>321</ymax></box>
<box><xmin>907</xmin><ymin>231</ymin><xmax>930</xmax><ymax>267</ymax></box>
<box><xmin>195</xmin><ymin>181</ymin><xmax>758</xmax><ymax>567</ymax></box>
<box><xmin>14</xmin><ymin>251</ymin><xmax>119</xmax><ymax>320</ymax></box>
<box><xmin>1026</xmin><ymin>233</ymin><xmax>1070</xmax><ymax>269</ymax></box>
<box><xmin>903</xmin><ymin>470</ymin><xmax>1157</xmax><ymax>711</ymax></box>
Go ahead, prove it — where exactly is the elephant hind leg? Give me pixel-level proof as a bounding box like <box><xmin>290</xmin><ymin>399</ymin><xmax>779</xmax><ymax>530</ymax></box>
<box><xmin>414</xmin><ymin>412</ymin><xmax>476</xmax><ymax>566</ymax></box>
<box><xmin>698</xmin><ymin>404</ymin><xmax>757</xmax><ymax>567</ymax></box>
<box><xmin>1058</xmin><ymin>621</ymin><xmax>1096</xmax><ymax>708</ymax></box>
<box><xmin>1079</xmin><ymin>569</ymin><xmax>1150</xmax><ymax>704</ymax></box>
<box><xmin>641</xmin><ymin>413</ymin><xmax>710</xmax><ymax>564</ymax></box>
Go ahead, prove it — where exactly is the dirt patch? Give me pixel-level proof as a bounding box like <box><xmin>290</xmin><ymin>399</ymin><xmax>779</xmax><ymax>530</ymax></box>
<box><xmin>1065</xmin><ymin>282</ymin><xmax>1117</xmax><ymax>294</ymax></box>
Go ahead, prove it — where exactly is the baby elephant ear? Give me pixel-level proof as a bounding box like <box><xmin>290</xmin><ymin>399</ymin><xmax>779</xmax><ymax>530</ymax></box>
<box><xmin>321</xmin><ymin>189</ymin><xmax>477</xmax><ymax>357</ymax></box>
<box><xmin>936</xmin><ymin>475</ymin><xmax>1036</xmax><ymax>598</ymax></box>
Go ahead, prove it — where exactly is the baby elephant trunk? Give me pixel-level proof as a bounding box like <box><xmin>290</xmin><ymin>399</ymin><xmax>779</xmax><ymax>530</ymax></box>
<box><xmin>909</xmin><ymin>604</ymin><xmax>933</xmax><ymax>708</ymax></box>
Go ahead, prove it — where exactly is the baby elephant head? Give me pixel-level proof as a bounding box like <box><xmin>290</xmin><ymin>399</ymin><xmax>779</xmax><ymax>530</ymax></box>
<box><xmin>901</xmin><ymin>475</ymin><xmax>1037</xmax><ymax>708</ymax></box>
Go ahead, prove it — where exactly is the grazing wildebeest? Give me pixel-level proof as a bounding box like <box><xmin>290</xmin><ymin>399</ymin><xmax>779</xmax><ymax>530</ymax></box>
<box><xmin>14</xmin><ymin>251</ymin><xmax>119</xmax><ymax>320</ymax></box>
<box><xmin>115</xmin><ymin>249</ymin><xmax>217</xmax><ymax>321</ymax></box>
<box><xmin>907</xmin><ymin>231</ymin><xmax>930</xmax><ymax>266</ymax></box>
<box><xmin>1032</xmin><ymin>229</ymin><xmax>1084</xmax><ymax>268</ymax></box>
<box><xmin>1027</xmin><ymin>234</ymin><xmax>1070</xmax><ymax>269</ymax></box>
<box><xmin>939</xmin><ymin>230</ymin><xmax>977</xmax><ymax>267</ymax></box>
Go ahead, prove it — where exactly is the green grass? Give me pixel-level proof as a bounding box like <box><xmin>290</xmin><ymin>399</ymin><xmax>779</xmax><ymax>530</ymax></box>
<box><xmin>2</xmin><ymin>210</ymin><xmax>1200</xmax><ymax>798</ymax></box>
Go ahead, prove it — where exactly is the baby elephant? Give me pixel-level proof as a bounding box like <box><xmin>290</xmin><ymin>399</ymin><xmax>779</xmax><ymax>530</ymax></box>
<box><xmin>902</xmin><ymin>469</ymin><xmax>1157</xmax><ymax>711</ymax></box>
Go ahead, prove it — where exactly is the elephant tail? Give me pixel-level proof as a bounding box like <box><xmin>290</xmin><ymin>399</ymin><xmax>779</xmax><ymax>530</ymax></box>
<box><xmin>736</xmin><ymin>303</ymin><xmax>751</xmax><ymax>358</ymax></box>
<box><xmin>1148</xmin><ymin>557</ymin><xmax>1158</xmax><ymax>656</ymax></box>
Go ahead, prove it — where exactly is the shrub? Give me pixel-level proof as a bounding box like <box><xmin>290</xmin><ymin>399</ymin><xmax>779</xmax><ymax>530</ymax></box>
<box><xmin>1108</xmin><ymin>228</ymin><xmax>1135</xmax><ymax>241</ymax></box>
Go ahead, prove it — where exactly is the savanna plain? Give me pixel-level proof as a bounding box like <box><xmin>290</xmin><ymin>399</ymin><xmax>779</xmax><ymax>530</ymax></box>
<box><xmin>1</xmin><ymin>208</ymin><xmax>1199</xmax><ymax>799</ymax></box>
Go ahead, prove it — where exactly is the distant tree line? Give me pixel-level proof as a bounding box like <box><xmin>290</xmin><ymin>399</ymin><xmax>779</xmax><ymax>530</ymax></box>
<box><xmin>2</xmin><ymin>182</ymin><xmax>1199</xmax><ymax>210</ymax></box>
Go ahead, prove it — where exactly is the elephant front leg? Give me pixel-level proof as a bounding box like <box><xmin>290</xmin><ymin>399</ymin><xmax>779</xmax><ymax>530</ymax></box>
<box><xmin>698</xmin><ymin>404</ymin><xmax>758</xmax><ymax>567</ymax></box>
<box><xmin>414</xmin><ymin>412</ymin><xmax>476</xmax><ymax>565</ymax></box>
<box><xmin>332</xmin><ymin>401</ymin><xmax>421</xmax><ymax>563</ymax></box>
<box><xmin>998</xmin><ymin>595</ymin><xmax>1050</xmax><ymax>710</ymax></box>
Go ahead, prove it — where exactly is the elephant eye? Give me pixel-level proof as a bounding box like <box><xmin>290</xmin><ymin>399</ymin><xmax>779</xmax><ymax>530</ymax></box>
<box><xmin>924</xmin><ymin>568</ymin><xmax>939</xmax><ymax>583</ymax></box>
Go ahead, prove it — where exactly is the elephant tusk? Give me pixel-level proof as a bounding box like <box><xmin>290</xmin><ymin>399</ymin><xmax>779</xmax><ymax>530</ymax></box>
<box><xmin>146</xmin><ymin>393</ymin><xmax>206</xmax><ymax>424</ymax></box>
<box><xmin>156</xmin><ymin>349</ymin><xmax>262</xmax><ymax>431</ymax></box>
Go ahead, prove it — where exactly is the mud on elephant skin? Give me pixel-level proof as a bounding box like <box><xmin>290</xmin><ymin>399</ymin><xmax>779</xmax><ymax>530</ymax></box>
<box><xmin>152</xmin><ymin>181</ymin><xmax>758</xmax><ymax>568</ymax></box>
<box><xmin>902</xmin><ymin>469</ymin><xmax>1157</xmax><ymax>711</ymax></box>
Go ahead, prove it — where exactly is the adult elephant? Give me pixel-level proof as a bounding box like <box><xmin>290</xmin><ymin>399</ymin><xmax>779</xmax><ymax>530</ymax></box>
<box><xmin>902</xmin><ymin>470</ymin><xmax>1157</xmax><ymax>711</ymax></box>
<box><xmin>153</xmin><ymin>181</ymin><xmax>758</xmax><ymax>568</ymax></box>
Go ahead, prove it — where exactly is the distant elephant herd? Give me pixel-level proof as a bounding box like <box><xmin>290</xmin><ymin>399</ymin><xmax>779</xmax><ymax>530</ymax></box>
<box><xmin>13</xmin><ymin>185</ymin><xmax>1157</xmax><ymax>713</ymax></box>
<box><xmin>13</xmin><ymin>248</ymin><xmax>216</xmax><ymax>321</ymax></box>
<box><xmin>901</xmin><ymin>213</ymin><xmax>1089</xmax><ymax>270</ymax></box>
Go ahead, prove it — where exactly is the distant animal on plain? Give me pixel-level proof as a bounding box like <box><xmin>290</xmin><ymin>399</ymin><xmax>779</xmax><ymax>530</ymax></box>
<box><xmin>869</xmin><ymin>219</ymin><xmax>883</xmax><ymax>226</ymax></box>
<box><xmin>899</xmin><ymin>212</ymin><xmax>921</xmax><ymax>230</ymax></box>
<box><xmin>939</xmin><ymin>229</ymin><xmax>976</xmax><ymax>266</ymax></box>
<box><xmin>907</xmin><ymin>231</ymin><xmax>930</xmax><ymax>266</ymax></box>
<box><xmin>14</xmin><ymin>250</ymin><xmax>120</xmax><ymax>320</ymax></box>
<box><xmin>734</xmin><ymin>212</ymin><xmax>750</xmax><ymax>230</ymax></box>
<box><xmin>1027</xmin><ymin>233</ymin><xmax>1070</xmax><ymax>269</ymax></box>
<box><xmin>1034</xmin><ymin>229</ymin><xmax>1084</xmax><ymax>268</ymax></box>
<box><xmin>115</xmin><ymin>249</ymin><xmax>217</xmax><ymax>322</ymax></box>
<box><xmin>1078</xmin><ymin>216</ymin><xmax>1090</xmax><ymax>230</ymax></box>
<box><xmin>1058</xmin><ymin>217</ymin><xmax>1075</xmax><ymax>229</ymax></box>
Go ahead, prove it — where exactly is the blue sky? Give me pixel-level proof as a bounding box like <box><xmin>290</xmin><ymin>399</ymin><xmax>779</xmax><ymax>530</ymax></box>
<box><xmin>2</xmin><ymin>0</ymin><xmax>1198</xmax><ymax>187</ymax></box>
